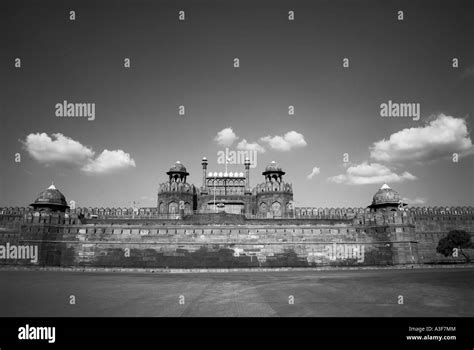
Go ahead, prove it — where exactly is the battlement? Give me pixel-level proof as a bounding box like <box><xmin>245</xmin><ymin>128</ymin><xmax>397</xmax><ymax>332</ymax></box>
<box><xmin>294</xmin><ymin>206</ymin><xmax>474</xmax><ymax>218</ymax></box>
<box><xmin>1</xmin><ymin>206</ymin><xmax>472</xmax><ymax>219</ymax></box>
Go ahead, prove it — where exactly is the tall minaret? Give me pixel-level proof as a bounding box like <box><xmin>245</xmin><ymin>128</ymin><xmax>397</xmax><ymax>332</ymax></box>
<box><xmin>244</xmin><ymin>157</ymin><xmax>251</xmax><ymax>190</ymax></box>
<box><xmin>202</xmin><ymin>157</ymin><xmax>208</xmax><ymax>190</ymax></box>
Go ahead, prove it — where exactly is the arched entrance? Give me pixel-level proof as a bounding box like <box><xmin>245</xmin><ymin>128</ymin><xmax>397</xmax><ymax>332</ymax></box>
<box><xmin>272</xmin><ymin>201</ymin><xmax>282</xmax><ymax>217</ymax></box>
<box><xmin>168</xmin><ymin>202</ymin><xmax>178</xmax><ymax>214</ymax></box>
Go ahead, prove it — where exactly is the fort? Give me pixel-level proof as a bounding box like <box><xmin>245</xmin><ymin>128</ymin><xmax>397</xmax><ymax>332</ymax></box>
<box><xmin>0</xmin><ymin>158</ymin><xmax>472</xmax><ymax>268</ymax></box>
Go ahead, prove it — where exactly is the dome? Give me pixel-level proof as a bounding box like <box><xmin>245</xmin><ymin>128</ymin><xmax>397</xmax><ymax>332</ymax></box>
<box><xmin>263</xmin><ymin>161</ymin><xmax>285</xmax><ymax>175</ymax></box>
<box><xmin>167</xmin><ymin>161</ymin><xmax>189</xmax><ymax>175</ymax></box>
<box><xmin>371</xmin><ymin>184</ymin><xmax>401</xmax><ymax>205</ymax></box>
<box><xmin>30</xmin><ymin>184</ymin><xmax>69</xmax><ymax>211</ymax></box>
<box><xmin>265</xmin><ymin>161</ymin><xmax>281</xmax><ymax>172</ymax></box>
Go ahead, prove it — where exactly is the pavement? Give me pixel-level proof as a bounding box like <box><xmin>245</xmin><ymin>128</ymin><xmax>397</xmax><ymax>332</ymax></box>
<box><xmin>0</xmin><ymin>268</ymin><xmax>472</xmax><ymax>317</ymax></box>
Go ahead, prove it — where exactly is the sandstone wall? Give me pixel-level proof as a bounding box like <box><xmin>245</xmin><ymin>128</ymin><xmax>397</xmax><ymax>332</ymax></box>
<box><xmin>0</xmin><ymin>207</ymin><xmax>472</xmax><ymax>268</ymax></box>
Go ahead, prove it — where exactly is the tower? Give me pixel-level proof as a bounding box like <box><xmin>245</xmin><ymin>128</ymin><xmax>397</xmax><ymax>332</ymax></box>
<box><xmin>255</xmin><ymin>161</ymin><xmax>293</xmax><ymax>218</ymax></box>
<box><xmin>244</xmin><ymin>157</ymin><xmax>251</xmax><ymax>190</ymax></box>
<box><xmin>201</xmin><ymin>157</ymin><xmax>208</xmax><ymax>192</ymax></box>
<box><xmin>157</xmin><ymin>161</ymin><xmax>195</xmax><ymax>214</ymax></box>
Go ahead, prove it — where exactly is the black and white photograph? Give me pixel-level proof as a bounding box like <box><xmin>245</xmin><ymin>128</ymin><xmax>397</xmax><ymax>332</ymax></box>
<box><xmin>0</xmin><ymin>0</ymin><xmax>473</xmax><ymax>346</ymax></box>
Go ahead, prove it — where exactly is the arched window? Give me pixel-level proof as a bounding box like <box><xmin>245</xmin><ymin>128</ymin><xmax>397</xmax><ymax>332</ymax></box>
<box><xmin>272</xmin><ymin>201</ymin><xmax>282</xmax><ymax>217</ymax></box>
<box><xmin>169</xmin><ymin>202</ymin><xmax>178</xmax><ymax>214</ymax></box>
<box><xmin>184</xmin><ymin>202</ymin><xmax>192</xmax><ymax>214</ymax></box>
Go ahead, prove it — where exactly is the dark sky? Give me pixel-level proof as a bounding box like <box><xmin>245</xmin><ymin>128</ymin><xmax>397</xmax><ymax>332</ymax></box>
<box><xmin>1</xmin><ymin>0</ymin><xmax>473</xmax><ymax>208</ymax></box>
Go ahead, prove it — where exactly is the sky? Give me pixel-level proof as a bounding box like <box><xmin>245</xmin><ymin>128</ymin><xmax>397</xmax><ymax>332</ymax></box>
<box><xmin>1</xmin><ymin>0</ymin><xmax>473</xmax><ymax>209</ymax></box>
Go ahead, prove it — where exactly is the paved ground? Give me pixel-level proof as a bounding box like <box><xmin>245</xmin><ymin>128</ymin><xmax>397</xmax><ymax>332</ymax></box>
<box><xmin>0</xmin><ymin>268</ymin><xmax>472</xmax><ymax>317</ymax></box>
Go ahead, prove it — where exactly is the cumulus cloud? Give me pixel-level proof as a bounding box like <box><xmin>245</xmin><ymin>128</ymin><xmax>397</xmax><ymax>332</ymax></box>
<box><xmin>22</xmin><ymin>132</ymin><xmax>136</xmax><ymax>174</ymax></box>
<box><xmin>214</xmin><ymin>127</ymin><xmax>238</xmax><ymax>146</ymax></box>
<box><xmin>370</xmin><ymin>114</ymin><xmax>473</xmax><ymax>163</ymax></box>
<box><xmin>260</xmin><ymin>131</ymin><xmax>307</xmax><ymax>151</ymax></box>
<box><xmin>81</xmin><ymin>150</ymin><xmax>136</xmax><ymax>174</ymax></box>
<box><xmin>236</xmin><ymin>139</ymin><xmax>266</xmax><ymax>153</ymax></box>
<box><xmin>307</xmin><ymin>166</ymin><xmax>321</xmax><ymax>179</ymax></box>
<box><xmin>22</xmin><ymin>133</ymin><xmax>94</xmax><ymax>166</ymax></box>
<box><xmin>327</xmin><ymin>162</ymin><xmax>416</xmax><ymax>185</ymax></box>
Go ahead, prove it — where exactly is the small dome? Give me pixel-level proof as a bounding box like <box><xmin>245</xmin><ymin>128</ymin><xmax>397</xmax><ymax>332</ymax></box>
<box><xmin>167</xmin><ymin>161</ymin><xmax>189</xmax><ymax>177</ymax></box>
<box><xmin>263</xmin><ymin>161</ymin><xmax>285</xmax><ymax>176</ymax></box>
<box><xmin>30</xmin><ymin>183</ymin><xmax>69</xmax><ymax>210</ymax></box>
<box><xmin>168</xmin><ymin>161</ymin><xmax>187</xmax><ymax>173</ymax></box>
<box><xmin>372</xmin><ymin>184</ymin><xmax>401</xmax><ymax>205</ymax></box>
<box><xmin>213</xmin><ymin>172</ymin><xmax>218</xmax><ymax>177</ymax></box>
<box><xmin>239</xmin><ymin>172</ymin><xmax>244</xmax><ymax>177</ymax></box>
<box><xmin>218</xmin><ymin>172</ymin><xmax>223</xmax><ymax>177</ymax></box>
<box><xmin>229</xmin><ymin>172</ymin><xmax>234</xmax><ymax>177</ymax></box>
<box><xmin>224</xmin><ymin>172</ymin><xmax>228</xmax><ymax>177</ymax></box>
<box><xmin>208</xmin><ymin>171</ymin><xmax>213</xmax><ymax>177</ymax></box>
<box><xmin>265</xmin><ymin>161</ymin><xmax>282</xmax><ymax>172</ymax></box>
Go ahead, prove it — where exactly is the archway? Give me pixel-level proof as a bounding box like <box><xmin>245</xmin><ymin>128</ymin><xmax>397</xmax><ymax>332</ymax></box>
<box><xmin>168</xmin><ymin>202</ymin><xmax>178</xmax><ymax>214</ymax></box>
<box><xmin>272</xmin><ymin>201</ymin><xmax>282</xmax><ymax>217</ymax></box>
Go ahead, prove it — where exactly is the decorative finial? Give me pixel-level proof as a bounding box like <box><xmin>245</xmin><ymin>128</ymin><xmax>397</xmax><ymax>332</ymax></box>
<box><xmin>48</xmin><ymin>182</ymin><xmax>56</xmax><ymax>190</ymax></box>
<box><xmin>381</xmin><ymin>184</ymin><xmax>391</xmax><ymax>190</ymax></box>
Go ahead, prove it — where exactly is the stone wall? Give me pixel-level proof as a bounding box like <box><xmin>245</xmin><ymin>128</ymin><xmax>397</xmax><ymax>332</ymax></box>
<box><xmin>0</xmin><ymin>221</ymin><xmax>413</xmax><ymax>268</ymax></box>
<box><xmin>0</xmin><ymin>207</ymin><xmax>472</xmax><ymax>268</ymax></box>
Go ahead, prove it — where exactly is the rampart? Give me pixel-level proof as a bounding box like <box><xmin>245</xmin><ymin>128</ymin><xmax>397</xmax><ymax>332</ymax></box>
<box><xmin>0</xmin><ymin>206</ymin><xmax>472</xmax><ymax>268</ymax></box>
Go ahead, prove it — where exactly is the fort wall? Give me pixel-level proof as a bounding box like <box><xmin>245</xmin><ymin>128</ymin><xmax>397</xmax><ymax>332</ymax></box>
<box><xmin>1</xmin><ymin>207</ymin><xmax>472</xmax><ymax>268</ymax></box>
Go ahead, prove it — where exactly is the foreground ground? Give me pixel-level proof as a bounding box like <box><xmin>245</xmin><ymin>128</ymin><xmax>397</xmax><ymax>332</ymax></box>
<box><xmin>0</xmin><ymin>268</ymin><xmax>472</xmax><ymax>317</ymax></box>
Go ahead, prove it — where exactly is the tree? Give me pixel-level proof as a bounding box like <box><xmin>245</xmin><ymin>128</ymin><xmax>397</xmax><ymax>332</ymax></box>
<box><xmin>436</xmin><ymin>230</ymin><xmax>473</xmax><ymax>262</ymax></box>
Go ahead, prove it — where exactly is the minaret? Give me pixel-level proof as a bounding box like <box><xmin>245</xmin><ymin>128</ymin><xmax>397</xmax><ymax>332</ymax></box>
<box><xmin>202</xmin><ymin>157</ymin><xmax>208</xmax><ymax>190</ymax></box>
<box><xmin>244</xmin><ymin>157</ymin><xmax>251</xmax><ymax>190</ymax></box>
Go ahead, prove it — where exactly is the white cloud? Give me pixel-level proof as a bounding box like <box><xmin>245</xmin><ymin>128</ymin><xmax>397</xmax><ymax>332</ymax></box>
<box><xmin>402</xmin><ymin>197</ymin><xmax>426</xmax><ymax>205</ymax></box>
<box><xmin>307</xmin><ymin>166</ymin><xmax>321</xmax><ymax>179</ymax></box>
<box><xmin>328</xmin><ymin>162</ymin><xmax>416</xmax><ymax>185</ymax></box>
<box><xmin>236</xmin><ymin>139</ymin><xmax>266</xmax><ymax>153</ymax></box>
<box><xmin>22</xmin><ymin>132</ymin><xmax>136</xmax><ymax>174</ymax></box>
<box><xmin>214</xmin><ymin>127</ymin><xmax>238</xmax><ymax>146</ymax></box>
<box><xmin>22</xmin><ymin>132</ymin><xmax>94</xmax><ymax>166</ymax></box>
<box><xmin>260</xmin><ymin>131</ymin><xmax>307</xmax><ymax>151</ymax></box>
<box><xmin>370</xmin><ymin>114</ymin><xmax>473</xmax><ymax>163</ymax></box>
<box><xmin>81</xmin><ymin>150</ymin><xmax>136</xmax><ymax>174</ymax></box>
